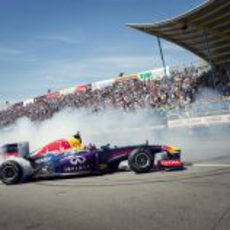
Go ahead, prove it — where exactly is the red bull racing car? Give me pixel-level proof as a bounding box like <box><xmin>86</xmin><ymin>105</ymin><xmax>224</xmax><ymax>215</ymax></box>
<box><xmin>0</xmin><ymin>139</ymin><xmax>183</xmax><ymax>185</ymax></box>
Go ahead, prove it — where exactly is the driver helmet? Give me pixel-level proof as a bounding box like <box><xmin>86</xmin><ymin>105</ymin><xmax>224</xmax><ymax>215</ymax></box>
<box><xmin>73</xmin><ymin>131</ymin><xmax>82</xmax><ymax>144</ymax></box>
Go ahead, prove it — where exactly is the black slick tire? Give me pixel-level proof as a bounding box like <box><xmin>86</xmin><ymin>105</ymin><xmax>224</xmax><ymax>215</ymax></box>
<box><xmin>0</xmin><ymin>161</ymin><xmax>23</xmax><ymax>185</ymax></box>
<box><xmin>128</xmin><ymin>149</ymin><xmax>154</xmax><ymax>173</ymax></box>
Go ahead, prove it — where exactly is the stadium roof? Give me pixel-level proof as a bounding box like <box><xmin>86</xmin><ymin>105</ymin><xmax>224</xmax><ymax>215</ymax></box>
<box><xmin>127</xmin><ymin>0</ymin><xmax>230</xmax><ymax>66</ymax></box>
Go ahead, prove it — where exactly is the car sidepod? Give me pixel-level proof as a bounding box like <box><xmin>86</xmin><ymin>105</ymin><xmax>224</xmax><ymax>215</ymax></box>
<box><xmin>33</xmin><ymin>151</ymin><xmax>98</xmax><ymax>177</ymax></box>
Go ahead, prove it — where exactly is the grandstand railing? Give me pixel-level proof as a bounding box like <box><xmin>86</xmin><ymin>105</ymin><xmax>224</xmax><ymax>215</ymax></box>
<box><xmin>167</xmin><ymin>97</ymin><xmax>230</xmax><ymax>120</ymax></box>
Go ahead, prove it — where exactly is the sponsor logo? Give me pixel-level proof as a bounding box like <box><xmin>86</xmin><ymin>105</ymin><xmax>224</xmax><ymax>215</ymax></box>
<box><xmin>35</xmin><ymin>157</ymin><xmax>52</xmax><ymax>164</ymax></box>
<box><xmin>69</xmin><ymin>155</ymin><xmax>87</xmax><ymax>165</ymax></box>
<box><xmin>64</xmin><ymin>164</ymin><xmax>91</xmax><ymax>172</ymax></box>
<box><xmin>161</xmin><ymin>160</ymin><xmax>182</xmax><ymax>167</ymax></box>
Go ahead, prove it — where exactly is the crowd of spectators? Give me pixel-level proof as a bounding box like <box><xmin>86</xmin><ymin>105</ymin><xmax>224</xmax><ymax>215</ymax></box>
<box><xmin>0</xmin><ymin>63</ymin><xmax>229</xmax><ymax>127</ymax></box>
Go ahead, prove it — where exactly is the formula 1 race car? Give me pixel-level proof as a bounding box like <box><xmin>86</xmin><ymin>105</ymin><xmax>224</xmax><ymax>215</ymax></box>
<box><xmin>0</xmin><ymin>141</ymin><xmax>183</xmax><ymax>185</ymax></box>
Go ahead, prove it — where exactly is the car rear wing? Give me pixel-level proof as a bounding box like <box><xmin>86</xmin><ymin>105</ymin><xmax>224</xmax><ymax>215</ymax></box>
<box><xmin>0</xmin><ymin>142</ymin><xmax>30</xmax><ymax>160</ymax></box>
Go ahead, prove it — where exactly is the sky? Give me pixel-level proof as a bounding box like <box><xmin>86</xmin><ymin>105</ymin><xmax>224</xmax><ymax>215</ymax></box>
<box><xmin>0</xmin><ymin>0</ymin><xmax>206</xmax><ymax>104</ymax></box>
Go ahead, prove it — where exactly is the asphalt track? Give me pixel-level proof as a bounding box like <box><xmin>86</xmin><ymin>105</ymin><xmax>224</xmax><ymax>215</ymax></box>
<box><xmin>0</xmin><ymin>135</ymin><xmax>230</xmax><ymax>230</ymax></box>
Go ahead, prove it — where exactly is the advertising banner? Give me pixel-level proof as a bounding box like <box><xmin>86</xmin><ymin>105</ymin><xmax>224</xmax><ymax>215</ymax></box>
<box><xmin>75</xmin><ymin>84</ymin><xmax>88</xmax><ymax>92</ymax></box>
<box><xmin>168</xmin><ymin>114</ymin><xmax>230</xmax><ymax>128</ymax></box>
<box><xmin>46</xmin><ymin>92</ymin><xmax>60</xmax><ymax>99</ymax></box>
<box><xmin>138</xmin><ymin>67</ymin><xmax>170</xmax><ymax>81</ymax></box>
<box><xmin>59</xmin><ymin>87</ymin><xmax>75</xmax><ymax>95</ymax></box>
<box><xmin>23</xmin><ymin>98</ymin><xmax>34</xmax><ymax>106</ymax></box>
<box><xmin>115</xmin><ymin>74</ymin><xmax>138</xmax><ymax>83</ymax></box>
<box><xmin>91</xmin><ymin>79</ymin><xmax>115</xmax><ymax>90</ymax></box>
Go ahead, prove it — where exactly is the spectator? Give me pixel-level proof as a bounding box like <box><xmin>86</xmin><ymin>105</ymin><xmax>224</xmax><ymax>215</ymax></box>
<box><xmin>0</xmin><ymin>63</ymin><xmax>229</xmax><ymax>128</ymax></box>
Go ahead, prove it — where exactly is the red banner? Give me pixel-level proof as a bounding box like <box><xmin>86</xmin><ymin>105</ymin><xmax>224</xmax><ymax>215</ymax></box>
<box><xmin>75</xmin><ymin>84</ymin><xmax>88</xmax><ymax>92</ymax></box>
<box><xmin>46</xmin><ymin>92</ymin><xmax>60</xmax><ymax>99</ymax></box>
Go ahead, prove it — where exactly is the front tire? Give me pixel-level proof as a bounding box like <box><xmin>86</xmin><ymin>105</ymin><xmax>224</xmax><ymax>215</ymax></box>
<box><xmin>0</xmin><ymin>161</ymin><xmax>23</xmax><ymax>185</ymax></box>
<box><xmin>128</xmin><ymin>149</ymin><xmax>154</xmax><ymax>173</ymax></box>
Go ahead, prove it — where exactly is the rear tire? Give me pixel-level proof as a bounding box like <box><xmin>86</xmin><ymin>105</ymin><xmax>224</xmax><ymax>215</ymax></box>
<box><xmin>128</xmin><ymin>149</ymin><xmax>154</xmax><ymax>173</ymax></box>
<box><xmin>0</xmin><ymin>161</ymin><xmax>23</xmax><ymax>185</ymax></box>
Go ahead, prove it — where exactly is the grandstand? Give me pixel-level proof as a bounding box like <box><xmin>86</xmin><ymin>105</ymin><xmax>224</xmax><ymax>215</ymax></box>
<box><xmin>0</xmin><ymin>0</ymin><xmax>229</xmax><ymax>129</ymax></box>
<box><xmin>127</xmin><ymin>0</ymin><xmax>230</xmax><ymax>66</ymax></box>
<box><xmin>127</xmin><ymin>0</ymin><xmax>230</xmax><ymax>126</ymax></box>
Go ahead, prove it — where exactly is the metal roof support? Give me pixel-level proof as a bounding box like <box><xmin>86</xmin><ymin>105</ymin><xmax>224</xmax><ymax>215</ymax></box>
<box><xmin>128</xmin><ymin>0</ymin><xmax>230</xmax><ymax>66</ymax></box>
<box><xmin>203</xmin><ymin>29</ymin><xmax>216</xmax><ymax>88</ymax></box>
<box><xmin>157</xmin><ymin>36</ymin><xmax>167</xmax><ymax>82</ymax></box>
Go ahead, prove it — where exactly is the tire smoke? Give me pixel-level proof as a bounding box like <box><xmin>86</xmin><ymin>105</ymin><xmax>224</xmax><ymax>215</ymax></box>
<box><xmin>0</xmin><ymin>103</ymin><xmax>229</xmax><ymax>163</ymax></box>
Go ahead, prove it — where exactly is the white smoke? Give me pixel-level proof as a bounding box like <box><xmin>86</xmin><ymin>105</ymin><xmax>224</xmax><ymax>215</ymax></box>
<box><xmin>0</xmin><ymin>108</ymin><xmax>163</xmax><ymax>151</ymax></box>
<box><xmin>195</xmin><ymin>87</ymin><xmax>222</xmax><ymax>100</ymax></box>
<box><xmin>0</xmin><ymin>88</ymin><xmax>229</xmax><ymax>163</ymax></box>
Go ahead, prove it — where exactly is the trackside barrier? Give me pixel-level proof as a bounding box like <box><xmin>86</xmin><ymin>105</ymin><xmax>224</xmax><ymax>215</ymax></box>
<box><xmin>168</xmin><ymin>114</ymin><xmax>230</xmax><ymax>128</ymax></box>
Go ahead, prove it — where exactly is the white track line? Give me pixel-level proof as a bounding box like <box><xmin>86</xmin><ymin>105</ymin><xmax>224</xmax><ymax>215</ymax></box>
<box><xmin>193</xmin><ymin>163</ymin><xmax>230</xmax><ymax>167</ymax></box>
